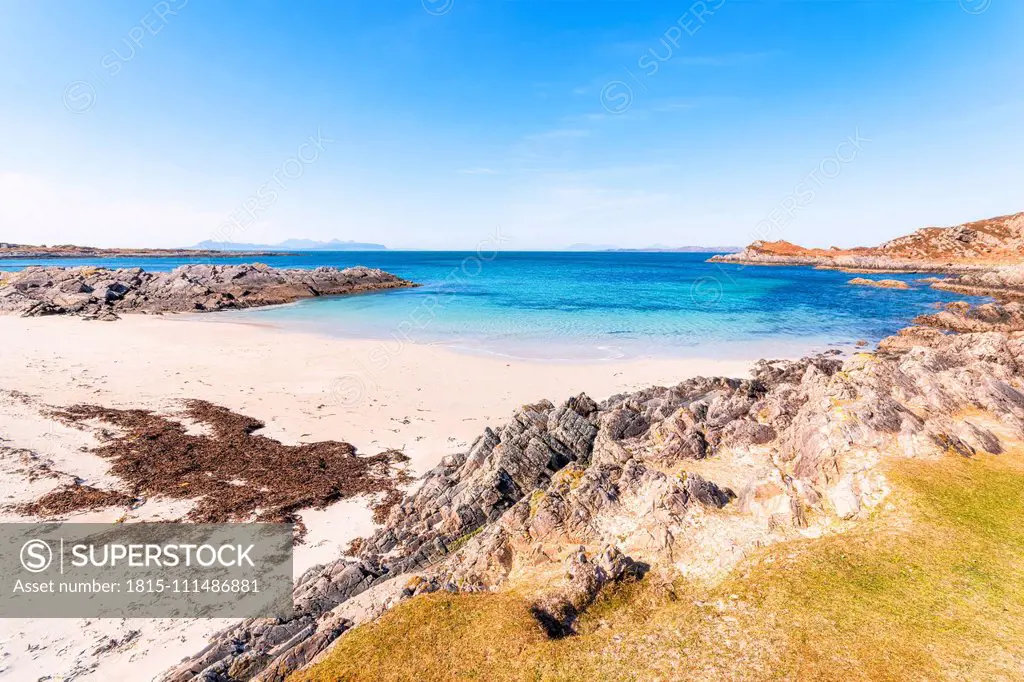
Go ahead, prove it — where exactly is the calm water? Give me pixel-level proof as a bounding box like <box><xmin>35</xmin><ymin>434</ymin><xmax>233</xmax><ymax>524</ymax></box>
<box><xmin>1</xmin><ymin>252</ymin><xmax>970</xmax><ymax>360</ymax></box>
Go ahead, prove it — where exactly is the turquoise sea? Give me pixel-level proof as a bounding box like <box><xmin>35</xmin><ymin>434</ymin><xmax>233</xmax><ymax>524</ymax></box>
<box><xmin>1</xmin><ymin>252</ymin><xmax>970</xmax><ymax>360</ymax></box>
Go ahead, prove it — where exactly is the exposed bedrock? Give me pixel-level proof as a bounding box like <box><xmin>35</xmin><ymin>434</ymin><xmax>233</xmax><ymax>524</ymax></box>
<box><xmin>931</xmin><ymin>265</ymin><xmax>1024</xmax><ymax>301</ymax></box>
<box><xmin>848</xmin><ymin>277</ymin><xmax>911</xmax><ymax>289</ymax></box>
<box><xmin>711</xmin><ymin>248</ymin><xmax>975</xmax><ymax>273</ymax></box>
<box><xmin>908</xmin><ymin>299</ymin><xmax>1024</xmax><ymax>335</ymax></box>
<box><xmin>0</xmin><ymin>263</ymin><xmax>415</xmax><ymax>319</ymax></box>
<box><xmin>710</xmin><ymin>211</ymin><xmax>1024</xmax><ymax>273</ymax></box>
<box><xmin>166</xmin><ymin>314</ymin><xmax>1024</xmax><ymax>682</ymax></box>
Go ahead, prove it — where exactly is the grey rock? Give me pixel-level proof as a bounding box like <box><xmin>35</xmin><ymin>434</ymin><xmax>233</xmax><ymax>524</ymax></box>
<box><xmin>0</xmin><ymin>264</ymin><xmax>415</xmax><ymax>319</ymax></box>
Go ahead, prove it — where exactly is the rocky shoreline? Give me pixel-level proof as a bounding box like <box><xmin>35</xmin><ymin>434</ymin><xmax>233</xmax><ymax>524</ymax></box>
<box><xmin>932</xmin><ymin>266</ymin><xmax>1024</xmax><ymax>300</ymax></box>
<box><xmin>0</xmin><ymin>264</ymin><xmax>416</xmax><ymax>320</ymax></box>
<box><xmin>710</xmin><ymin>211</ymin><xmax>1024</xmax><ymax>274</ymax></box>
<box><xmin>8</xmin><ymin>217</ymin><xmax>1023</xmax><ymax>680</ymax></box>
<box><xmin>711</xmin><ymin>249</ymin><xmax>985</xmax><ymax>274</ymax></box>
<box><xmin>162</xmin><ymin>276</ymin><xmax>1024</xmax><ymax>681</ymax></box>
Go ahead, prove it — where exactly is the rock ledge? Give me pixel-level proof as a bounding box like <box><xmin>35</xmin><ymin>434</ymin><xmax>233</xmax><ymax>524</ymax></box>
<box><xmin>0</xmin><ymin>264</ymin><xmax>415</xmax><ymax>319</ymax></box>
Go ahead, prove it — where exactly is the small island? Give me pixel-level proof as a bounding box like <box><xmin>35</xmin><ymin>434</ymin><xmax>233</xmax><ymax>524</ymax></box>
<box><xmin>848</xmin><ymin>277</ymin><xmax>910</xmax><ymax>289</ymax></box>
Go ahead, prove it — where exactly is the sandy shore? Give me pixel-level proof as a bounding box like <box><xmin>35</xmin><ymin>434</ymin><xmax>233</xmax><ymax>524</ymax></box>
<box><xmin>0</xmin><ymin>313</ymin><xmax>761</xmax><ymax>681</ymax></box>
<box><xmin>0</xmin><ymin>314</ymin><xmax>761</xmax><ymax>473</ymax></box>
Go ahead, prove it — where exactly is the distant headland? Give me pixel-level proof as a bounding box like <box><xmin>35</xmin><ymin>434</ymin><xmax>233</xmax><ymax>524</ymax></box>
<box><xmin>0</xmin><ymin>242</ymin><xmax>280</xmax><ymax>259</ymax></box>
<box><xmin>711</xmin><ymin>211</ymin><xmax>1024</xmax><ymax>274</ymax></box>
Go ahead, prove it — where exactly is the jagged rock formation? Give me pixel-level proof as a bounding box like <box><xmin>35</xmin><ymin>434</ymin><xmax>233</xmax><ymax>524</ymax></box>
<box><xmin>0</xmin><ymin>264</ymin><xmax>414</xmax><ymax>319</ymax></box>
<box><xmin>165</xmin><ymin>310</ymin><xmax>1024</xmax><ymax>681</ymax></box>
<box><xmin>711</xmin><ymin>211</ymin><xmax>1024</xmax><ymax>272</ymax></box>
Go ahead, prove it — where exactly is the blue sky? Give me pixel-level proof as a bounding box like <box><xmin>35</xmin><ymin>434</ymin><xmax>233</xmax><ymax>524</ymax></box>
<box><xmin>0</xmin><ymin>0</ymin><xmax>1021</xmax><ymax>249</ymax></box>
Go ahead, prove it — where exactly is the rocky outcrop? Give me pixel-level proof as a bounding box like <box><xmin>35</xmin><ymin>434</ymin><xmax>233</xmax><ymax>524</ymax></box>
<box><xmin>931</xmin><ymin>265</ymin><xmax>1024</xmax><ymax>300</ymax></box>
<box><xmin>165</xmin><ymin>304</ymin><xmax>1024</xmax><ymax>682</ymax></box>
<box><xmin>848</xmin><ymin>278</ymin><xmax>910</xmax><ymax>289</ymax></box>
<box><xmin>877</xmin><ymin>212</ymin><xmax>1024</xmax><ymax>263</ymax></box>
<box><xmin>530</xmin><ymin>546</ymin><xmax>641</xmax><ymax>638</ymax></box>
<box><xmin>710</xmin><ymin>242</ymin><xmax>965</xmax><ymax>273</ymax></box>
<box><xmin>912</xmin><ymin>300</ymin><xmax>1024</xmax><ymax>334</ymax></box>
<box><xmin>0</xmin><ymin>264</ymin><xmax>415</xmax><ymax>319</ymax></box>
<box><xmin>711</xmin><ymin>211</ymin><xmax>1024</xmax><ymax>273</ymax></box>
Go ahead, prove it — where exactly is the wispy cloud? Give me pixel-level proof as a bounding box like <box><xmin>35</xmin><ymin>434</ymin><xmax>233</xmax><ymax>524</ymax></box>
<box><xmin>523</xmin><ymin>128</ymin><xmax>591</xmax><ymax>141</ymax></box>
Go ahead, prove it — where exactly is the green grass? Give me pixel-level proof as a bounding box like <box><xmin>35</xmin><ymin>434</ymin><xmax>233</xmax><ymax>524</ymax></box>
<box><xmin>293</xmin><ymin>449</ymin><xmax>1024</xmax><ymax>681</ymax></box>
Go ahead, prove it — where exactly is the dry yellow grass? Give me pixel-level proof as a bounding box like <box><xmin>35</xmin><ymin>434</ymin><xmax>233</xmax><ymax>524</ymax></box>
<box><xmin>294</xmin><ymin>449</ymin><xmax>1024</xmax><ymax>681</ymax></box>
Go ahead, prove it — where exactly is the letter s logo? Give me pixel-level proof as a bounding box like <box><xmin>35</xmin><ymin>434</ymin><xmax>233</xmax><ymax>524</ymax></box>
<box><xmin>21</xmin><ymin>540</ymin><xmax>53</xmax><ymax>573</ymax></box>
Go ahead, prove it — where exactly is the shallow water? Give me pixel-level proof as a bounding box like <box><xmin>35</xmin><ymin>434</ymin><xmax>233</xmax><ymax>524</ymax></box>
<box><xmin>1</xmin><ymin>252</ymin><xmax>970</xmax><ymax>360</ymax></box>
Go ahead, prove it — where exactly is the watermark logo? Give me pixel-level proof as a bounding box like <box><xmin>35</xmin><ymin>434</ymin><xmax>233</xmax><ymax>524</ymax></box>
<box><xmin>62</xmin><ymin>81</ymin><xmax>97</xmax><ymax>114</ymax></box>
<box><xmin>20</xmin><ymin>539</ymin><xmax>52</xmax><ymax>573</ymax></box>
<box><xmin>61</xmin><ymin>0</ymin><xmax>187</xmax><ymax>115</ymax></box>
<box><xmin>200</xmin><ymin>129</ymin><xmax>334</xmax><ymax>252</ymax></box>
<box><xmin>600</xmin><ymin>81</ymin><xmax>634</xmax><ymax>115</ymax></box>
<box><xmin>597</xmin><ymin>0</ymin><xmax>727</xmax><ymax>113</ymax></box>
<box><xmin>689</xmin><ymin>277</ymin><xmax>724</xmax><ymax>309</ymax></box>
<box><xmin>423</xmin><ymin>0</ymin><xmax>454</xmax><ymax>16</ymax></box>
<box><xmin>3</xmin><ymin>523</ymin><xmax>292</xmax><ymax>618</ymax></box>
<box><xmin>331</xmin><ymin>373</ymin><xmax>369</xmax><ymax>408</ymax></box>
<box><xmin>959</xmin><ymin>0</ymin><xmax>991</xmax><ymax>14</ymax></box>
<box><xmin>752</xmin><ymin>128</ymin><xmax>871</xmax><ymax>242</ymax></box>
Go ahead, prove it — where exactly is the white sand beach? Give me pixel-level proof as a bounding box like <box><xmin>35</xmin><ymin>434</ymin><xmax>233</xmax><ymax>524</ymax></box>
<box><xmin>0</xmin><ymin>313</ymin><xmax>760</xmax><ymax>681</ymax></box>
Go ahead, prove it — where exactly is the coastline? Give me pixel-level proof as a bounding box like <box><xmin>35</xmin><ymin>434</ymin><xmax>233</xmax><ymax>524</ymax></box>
<box><xmin>166</xmin><ymin>279</ymin><xmax>1024</xmax><ymax>680</ymax></box>
<box><xmin>0</xmin><ymin>314</ymin><xmax>764</xmax><ymax>473</ymax></box>
<box><xmin>707</xmin><ymin>252</ymin><xmax>993</xmax><ymax>274</ymax></box>
<box><xmin>0</xmin><ymin>313</ymin><xmax>769</xmax><ymax>681</ymax></box>
<box><xmin>1</xmin><ymin>266</ymin><xmax>1020</xmax><ymax>679</ymax></box>
<box><xmin>191</xmin><ymin>307</ymin><xmax>857</xmax><ymax>364</ymax></box>
<box><xmin>0</xmin><ymin>249</ymin><xmax>1015</xmax><ymax>680</ymax></box>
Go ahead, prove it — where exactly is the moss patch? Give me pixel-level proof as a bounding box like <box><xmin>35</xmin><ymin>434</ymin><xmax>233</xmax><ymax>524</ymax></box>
<box><xmin>293</xmin><ymin>449</ymin><xmax>1024</xmax><ymax>681</ymax></box>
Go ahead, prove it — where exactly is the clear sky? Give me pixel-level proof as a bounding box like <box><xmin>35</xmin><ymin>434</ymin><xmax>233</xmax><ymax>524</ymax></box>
<box><xmin>1</xmin><ymin>0</ymin><xmax>1021</xmax><ymax>250</ymax></box>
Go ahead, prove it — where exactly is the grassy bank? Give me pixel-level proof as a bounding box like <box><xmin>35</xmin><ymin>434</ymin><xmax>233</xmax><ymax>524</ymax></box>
<box><xmin>293</xmin><ymin>448</ymin><xmax>1024</xmax><ymax>681</ymax></box>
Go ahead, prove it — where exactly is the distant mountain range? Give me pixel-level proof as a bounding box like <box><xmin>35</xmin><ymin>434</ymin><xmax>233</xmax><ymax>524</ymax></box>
<box><xmin>190</xmin><ymin>239</ymin><xmax>387</xmax><ymax>251</ymax></box>
<box><xmin>564</xmin><ymin>243</ymin><xmax>742</xmax><ymax>253</ymax></box>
